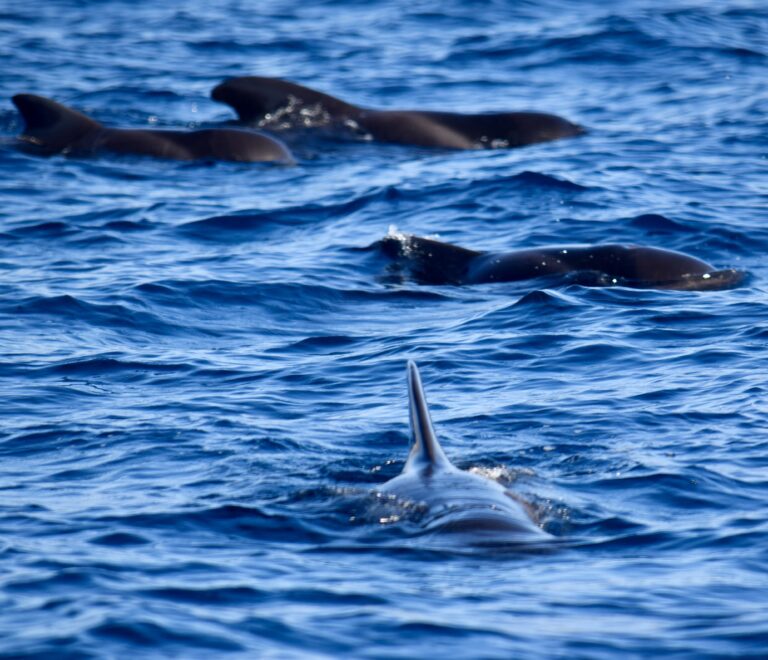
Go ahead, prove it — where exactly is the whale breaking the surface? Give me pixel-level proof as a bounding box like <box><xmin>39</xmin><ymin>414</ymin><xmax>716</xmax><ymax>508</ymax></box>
<box><xmin>377</xmin><ymin>233</ymin><xmax>745</xmax><ymax>291</ymax></box>
<box><xmin>375</xmin><ymin>361</ymin><xmax>550</xmax><ymax>545</ymax></box>
<box><xmin>212</xmin><ymin>76</ymin><xmax>584</xmax><ymax>149</ymax></box>
<box><xmin>12</xmin><ymin>93</ymin><xmax>294</xmax><ymax>164</ymax></box>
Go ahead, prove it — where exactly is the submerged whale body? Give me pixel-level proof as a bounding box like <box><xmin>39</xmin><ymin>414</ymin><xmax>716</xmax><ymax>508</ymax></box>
<box><xmin>377</xmin><ymin>361</ymin><xmax>549</xmax><ymax>543</ymax></box>
<box><xmin>379</xmin><ymin>234</ymin><xmax>745</xmax><ymax>291</ymax></box>
<box><xmin>12</xmin><ymin>94</ymin><xmax>294</xmax><ymax>164</ymax></box>
<box><xmin>211</xmin><ymin>76</ymin><xmax>584</xmax><ymax>149</ymax></box>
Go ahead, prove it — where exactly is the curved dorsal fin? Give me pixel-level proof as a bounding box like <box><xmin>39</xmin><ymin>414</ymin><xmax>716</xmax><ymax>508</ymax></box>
<box><xmin>12</xmin><ymin>94</ymin><xmax>100</xmax><ymax>154</ymax></box>
<box><xmin>405</xmin><ymin>361</ymin><xmax>453</xmax><ymax>472</ymax></box>
<box><xmin>211</xmin><ymin>76</ymin><xmax>359</xmax><ymax>123</ymax></box>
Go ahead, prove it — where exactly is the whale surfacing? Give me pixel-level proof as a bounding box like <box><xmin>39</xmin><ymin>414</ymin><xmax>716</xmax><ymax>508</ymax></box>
<box><xmin>377</xmin><ymin>361</ymin><xmax>549</xmax><ymax>543</ymax></box>
<box><xmin>212</xmin><ymin>76</ymin><xmax>584</xmax><ymax>150</ymax></box>
<box><xmin>12</xmin><ymin>94</ymin><xmax>294</xmax><ymax>164</ymax></box>
<box><xmin>379</xmin><ymin>234</ymin><xmax>746</xmax><ymax>292</ymax></box>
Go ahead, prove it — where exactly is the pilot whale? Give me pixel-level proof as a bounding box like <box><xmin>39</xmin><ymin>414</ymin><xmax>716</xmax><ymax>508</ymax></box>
<box><xmin>12</xmin><ymin>94</ymin><xmax>294</xmax><ymax>164</ymax></box>
<box><xmin>378</xmin><ymin>234</ymin><xmax>745</xmax><ymax>291</ymax></box>
<box><xmin>376</xmin><ymin>361</ymin><xmax>549</xmax><ymax>543</ymax></box>
<box><xmin>211</xmin><ymin>76</ymin><xmax>584</xmax><ymax>150</ymax></box>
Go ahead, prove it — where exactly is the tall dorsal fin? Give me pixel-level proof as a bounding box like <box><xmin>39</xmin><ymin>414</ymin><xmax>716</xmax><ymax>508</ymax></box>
<box><xmin>405</xmin><ymin>361</ymin><xmax>453</xmax><ymax>472</ymax></box>
<box><xmin>12</xmin><ymin>94</ymin><xmax>101</xmax><ymax>154</ymax></box>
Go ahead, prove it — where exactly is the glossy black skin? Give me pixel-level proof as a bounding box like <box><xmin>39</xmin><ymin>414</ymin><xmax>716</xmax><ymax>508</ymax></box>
<box><xmin>379</xmin><ymin>235</ymin><xmax>745</xmax><ymax>291</ymax></box>
<box><xmin>211</xmin><ymin>76</ymin><xmax>585</xmax><ymax>149</ymax></box>
<box><xmin>12</xmin><ymin>94</ymin><xmax>294</xmax><ymax>163</ymax></box>
<box><xmin>467</xmin><ymin>245</ymin><xmax>712</xmax><ymax>284</ymax></box>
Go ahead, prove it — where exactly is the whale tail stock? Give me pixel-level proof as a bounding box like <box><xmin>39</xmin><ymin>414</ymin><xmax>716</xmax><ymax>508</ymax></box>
<box><xmin>405</xmin><ymin>361</ymin><xmax>453</xmax><ymax>473</ymax></box>
<box><xmin>12</xmin><ymin>94</ymin><xmax>100</xmax><ymax>154</ymax></box>
<box><xmin>379</xmin><ymin>233</ymin><xmax>481</xmax><ymax>285</ymax></box>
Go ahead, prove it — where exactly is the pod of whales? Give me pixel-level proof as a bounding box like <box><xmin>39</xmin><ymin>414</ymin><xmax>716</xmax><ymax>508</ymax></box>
<box><xmin>11</xmin><ymin>94</ymin><xmax>294</xmax><ymax>164</ymax></box>
<box><xmin>211</xmin><ymin>76</ymin><xmax>584</xmax><ymax>149</ymax></box>
<box><xmin>378</xmin><ymin>233</ymin><xmax>745</xmax><ymax>291</ymax></box>
<box><xmin>377</xmin><ymin>361</ymin><xmax>549</xmax><ymax>543</ymax></box>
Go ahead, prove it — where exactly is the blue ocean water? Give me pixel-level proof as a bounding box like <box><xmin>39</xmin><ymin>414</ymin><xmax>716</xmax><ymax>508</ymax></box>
<box><xmin>1</xmin><ymin>0</ymin><xmax>767</xmax><ymax>657</ymax></box>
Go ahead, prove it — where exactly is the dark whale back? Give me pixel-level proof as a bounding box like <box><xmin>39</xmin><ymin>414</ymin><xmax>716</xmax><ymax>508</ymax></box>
<box><xmin>379</xmin><ymin>234</ymin><xmax>746</xmax><ymax>291</ymax></box>
<box><xmin>94</xmin><ymin>127</ymin><xmax>294</xmax><ymax>163</ymax></box>
<box><xmin>361</xmin><ymin>109</ymin><xmax>584</xmax><ymax>148</ymax></box>
<box><xmin>12</xmin><ymin>93</ymin><xmax>294</xmax><ymax>163</ymax></box>
<box><xmin>211</xmin><ymin>76</ymin><xmax>584</xmax><ymax>149</ymax></box>
<box><xmin>13</xmin><ymin>94</ymin><xmax>101</xmax><ymax>155</ymax></box>
<box><xmin>421</xmin><ymin>110</ymin><xmax>584</xmax><ymax>147</ymax></box>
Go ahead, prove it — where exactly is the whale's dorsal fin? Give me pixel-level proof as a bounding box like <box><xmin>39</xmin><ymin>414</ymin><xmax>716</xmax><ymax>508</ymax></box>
<box><xmin>12</xmin><ymin>94</ymin><xmax>100</xmax><ymax>154</ymax></box>
<box><xmin>211</xmin><ymin>76</ymin><xmax>359</xmax><ymax>123</ymax></box>
<box><xmin>380</xmin><ymin>234</ymin><xmax>483</xmax><ymax>285</ymax></box>
<box><xmin>405</xmin><ymin>361</ymin><xmax>453</xmax><ymax>473</ymax></box>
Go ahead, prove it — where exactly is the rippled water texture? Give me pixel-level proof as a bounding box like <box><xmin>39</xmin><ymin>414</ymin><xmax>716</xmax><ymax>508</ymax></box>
<box><xmin>1</xmin><ymin>1</ymin><xmax>767</xmax><ymax>657</ymax></box>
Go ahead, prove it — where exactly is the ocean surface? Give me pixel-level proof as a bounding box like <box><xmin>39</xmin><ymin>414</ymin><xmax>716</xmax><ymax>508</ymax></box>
<box><xmin>1</xmin><ymin>0</ymin><xmax>767</xmax><ymax>657</ymax></box>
